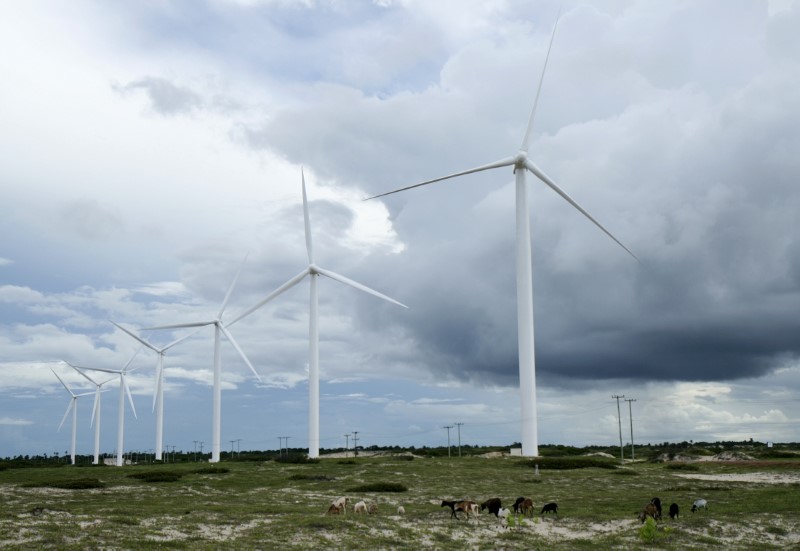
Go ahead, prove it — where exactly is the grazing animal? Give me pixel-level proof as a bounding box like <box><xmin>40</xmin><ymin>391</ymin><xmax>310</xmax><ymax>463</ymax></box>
<box><xmin>331</xmin><ymin>496</ymin><xmax>348</xmax><ymax>515</ymax></box>
<box><xmin>638</xmin><ymin>502</ymin><xmax>658</xmax><ymax>523</ymax></box>
<box><xmin>691</xmin><ymin>499</ymin><xmax>708</xmax><ymax>512</ymax></box>
<box><xmin>455</xmin><ymin>500</ymin><xmax>479</xmax><ymax>519</ymax></box>
<box><xmin>367</xmin><ymin>501</ymin><xmax>379</xmax><ymax>515</ymax></box>
<box><xmin>669</xmin><ymin>502</ymin><xmax>679</xmax><ymax>520</ymax></box>
<box><xmin>480</xmin><ymin>497</ymin><xmax>503</xmax><ymax>517</ymax></box>
<box><xmin>441</xmin><ymin>500</ymin><xmax>459</xmax><ymax>518</ymax></box>
<box><xmin>520</xmin><ymin>498</ymin><xmax>534</xmax><ymax>517</ymax></box>
<box><xmin>325</xmin><ymin>503</ymin><xmax>344</xmax><ymax>515</ymax></box>
<box><xmin>397</xmin><ymin>505</ymin><xmax>405</xmax><ymax>515</ymax></box>
<box><xmin>650</xmin><ymin>497</ymin><xmax>663</xmax><ymax>520</ymax></box>
<box><xmin>353</xmin><ymin>500</ymin><xmax>368</xmax><ymax>514</ymax></box>
<box><xmin>540</xmin><ymin>502</ymin><xmax>558</xmax><ymax>515</ymax></box>
<box><xmin>497</xmin><ymin>507</ymin><xmax>511</xmax><ymax>519</ymax></box>
<box><xmin>512</xmin><ymin>497</ymin><xmax>527</xmax><ymax>513</ymax></box>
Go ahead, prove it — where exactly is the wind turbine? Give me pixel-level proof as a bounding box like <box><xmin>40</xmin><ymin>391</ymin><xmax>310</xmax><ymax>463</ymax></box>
<box><xmin>144</xmin><ymin>256</ymin><xmax>262</xmax><ymax>463</ymax></box>
<box><xmin>76</xmin><ymin>351</ymin><xmax>141</xmax><ymax>466</ymax></box>
<box><xmin>68</xmin><ymin>364</ymin><xmax>115</xmax><ymax>465</ymax></box>
<box><xmin>111</xmin><ymin>321</ymin><xmax>199</xmax><ymax>462</ymax></box>
<box><xmin>229</xmin><ymin>170</ymin><xmax>407</xmax><ymax>459</ymax></box>
<box><xmin>51</xmin><ymin>369</ymin><xmax>94</xmax><ymax>465</ymax></box>
<box><xmin>366</xmin><ymin>11</ymin><xmax>636</xmax><ymax>457</ymax></box>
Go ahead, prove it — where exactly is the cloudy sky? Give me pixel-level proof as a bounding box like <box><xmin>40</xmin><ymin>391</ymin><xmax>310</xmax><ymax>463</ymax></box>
<box><xmin>2</xmin><ymin>0</ymin><xmax>799</xmax><ymax>459</ymax></box>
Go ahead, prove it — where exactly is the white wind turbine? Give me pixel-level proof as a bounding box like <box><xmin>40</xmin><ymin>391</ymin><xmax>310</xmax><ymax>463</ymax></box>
<box><xmin>51</xmin><ymin>369</ymin><xmax>94</xmax><ymax>465</ymax></box>
<box><xmin>68</xmin><ymin>364</ymin><xmax>115</xmax><ymax>465</ymax></box>
<box><xmin>144</xmin><ymin>256</ymin><xmax>262</xmax><ymax>463</ymax></box>
<box><xmin>367</xmin><ymin>12</ymin><xmax>637</xmax><ymax>457</ymax></box>
<box><xmin>77</xmin><ymin>351</ymin><xmax>141</xmax><ymax>467</ymax></box>
<box><xmin>111</xmin><ymin>321</ymin><xmax>199</xmax><ymax>461</ymax></box>
<box><xmin>229</xmin><ymin>170</ymin><xmax>407</xmax><ymax>459</ymax></box>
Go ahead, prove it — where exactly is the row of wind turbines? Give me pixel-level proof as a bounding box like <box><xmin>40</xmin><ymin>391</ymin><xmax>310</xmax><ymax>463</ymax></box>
<box><xmin>50</xmin><ymin>9</ymin><xmax>635</xmax><ymax>464</ymax></box>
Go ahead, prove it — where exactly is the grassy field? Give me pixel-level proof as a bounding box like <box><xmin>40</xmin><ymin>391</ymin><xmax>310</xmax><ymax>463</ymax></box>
<box><xmin>1</xmin><ymin>452</ymin><xmax>799</xmax><ymax>549</ymax></box>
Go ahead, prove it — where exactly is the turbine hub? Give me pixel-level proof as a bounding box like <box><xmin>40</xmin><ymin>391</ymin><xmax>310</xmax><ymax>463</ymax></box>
<box><xmin>514</xmin><ymin>150</ymin><xmax>528</xmax><ymax>167</ymax></box>
<box><xmin>309</xmin><ymin>264</ymin><xmax>320</xmax><ymax>275</ymax></box>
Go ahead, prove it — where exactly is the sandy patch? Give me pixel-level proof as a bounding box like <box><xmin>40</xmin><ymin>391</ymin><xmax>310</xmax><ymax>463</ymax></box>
<box><xmin>675</xmin><ymin>472</ymin><xmax>800</xmax><ymax>484</ymax></box>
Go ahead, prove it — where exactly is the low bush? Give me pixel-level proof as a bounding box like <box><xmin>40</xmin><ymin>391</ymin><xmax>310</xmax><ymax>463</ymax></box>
<box><xmin>193</xmin><ymin>467</ymin><xmax>229</xmax><ymax>475</ymax></box>
<box><xmin>127</xmin><ymin>471</ymin><xmax>183</xmax><ymax>483</ymax></box>
<box><xmin>288</xmin><ymin>474</ymin><xmax>336</xmax><ymax>481</ymax></box>
<box><xmin>22</xmin><ymin>478</ymin><xmax>105</xmax><ymax>489</ymax></box>
<box><xmin>527</xmin><ymin>457</ymin><xmax>617</xmax><ymax>470</ymax></box>
<box><xmin>275</xmin><ymin>454</ymin><xmax>319</xmax><ymax>464</ymax></box>
<box><xmin>665</xmin><ymin>463</ymin><xmax>700</xmax><ymax>471</ymax></box>
<box><xmin>346</xmin><ymin>482</ymin><xmax>408</xmax><ymax>493</ymax></box>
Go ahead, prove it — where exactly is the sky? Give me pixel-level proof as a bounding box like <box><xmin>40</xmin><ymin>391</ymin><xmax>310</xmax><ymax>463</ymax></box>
<box><xmin>2</xmin><ymin>0</ymin><xmax>800</xmax><ymax>459</ymax></box>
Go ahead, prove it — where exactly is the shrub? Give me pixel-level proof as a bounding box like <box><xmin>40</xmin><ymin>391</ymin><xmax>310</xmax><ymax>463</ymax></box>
<box><xmin>127</xmin><ymin>471</ymin><xmax>183</xmax><ymax>483</ymax></box>
<box><xmin>638</xmin><ymin>516</ymin><xmax>672</xmax><ymax>543</ymax></box>
<box><xmin>527</xmin><ymin>457</ymin><xmax>616</xmax><ymax>470</ymax></box>
<box><xmin>665</xmin><ymin>463</ymin><xmax>700</xmax><ymax>471</ymax></box>
<box><xmin>346</xmin><ymin>482</ymin><xmax>407</xmax><ymax>493</ymax></box>
<box><xmin>288</xmin><ymin>474</ymin><xmax>336</xmax><ymax>481</ymax></box>
<box><xmin>22</xmin><ymin>478</ymin><xmax>105</xmax><ymax>489</ymax></box>
<box><xmin>192</xmin><ymin>467</ymin><xmax>229</xmax><ymax>475</ymax></box>
<box><xmin>275</xmin><ymin>454</ymin><xmax>319</xmax><ymax>464</ymax></box>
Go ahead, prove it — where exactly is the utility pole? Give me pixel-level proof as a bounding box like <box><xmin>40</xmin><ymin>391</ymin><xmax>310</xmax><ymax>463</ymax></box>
<box><xmin>443</xmin><ymin>425</ymin><xmax>453</xmax><ymax>457</ymax></box>
<box><xmin>625</xmin><ymin>398</ymin><xmax>636</xmax><ymax>461</ymax></box>
<box><xmin>199</xmin><ymin>441</ymin><xmax>204</xmax><ymax>461</ymax></box>
<box><xmin>193</xmin><ymin>440</ymin><xmax>199</xmax><ymax>462</ymax></box>
<box><xmin>455</xmin><ymin>422</ymin><xmax>464</xmax><ymax>457</ymax></box>
<box><xmin>235</xmin><ymin>439</ymin><xmax>241</xmax><ymax>458</ymax></box>
<box><xmin>278</xmin><ymin>436</ymin><xmax>290</xmax><ymax>458</ymax></box>
<box><xmin>344</xmin><ymin>434</ymin><xmax>350</xmax><ymax>458</ymax></box>
<box><xmin>230</xmin><ymin>440</ymin><xmax>236</xmax><ymax>457</ymax></box>
<box><xmin>612</xmin><ymin>395</ymin><xmax>625</xmax><ymax>462</ymax></box>
<box><xmin>352</xmin><ymin>432</ymin><xmax>359</xmax><ymax>457</ymax></box>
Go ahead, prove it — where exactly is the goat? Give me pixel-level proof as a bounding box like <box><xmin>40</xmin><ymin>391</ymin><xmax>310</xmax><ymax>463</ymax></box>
<box><xmin>397</xmin><ymin>505</ymin><xmax>405</xmax><ymax>515</ymax></box>
<box><xmin>456</xmin><ymin>500</ymin><xmax>479</xmax><ymax>519</ymax></box>
<box><xmin>520</xmin><ymin>498</ymin><xmax>534</xmax><ymax>517</ymax></box>
<box><xmin>441</xmin><ymin>500</ymin><xmax>459</xmax><ymax>519</ymax></box>
<box><xmin>325</xmin><ymin>503</ymin><xmax>344</xmax><ymax>515</ymax></box>
<box><xmin>353</xmin><ymin>500</ymin><xmax>368</xmax><ymax>514</ymax></box>
<box><xmin>638</xmin><ymin>502</ymin><xmax>658</xmax><ymax>523</ymax></box>
<box><xmin>650</xmin><ymin>497</ymin><xmax>663</xmax><ymax>520</ymax></box>
<box><xmin>512</xmin><ymin>497</ymin><xmax>527</xmax><ymax>514</ymax></box>
<box><xmin>367</xmin><ymin>501</ymin><xmax>379</xmax><ymax>515</ymax></box>
<box><xmin>540</xmin><ymin>502</ymin><xmax>558</xmax><ymax>515</ymax></box>
<box><xmin>331</xmin><ymin>496</ymin><xmax>348</xmax><ymax>515</ymax></box>
<box><xmin>691</xmin><ymin>499</ymin><xmax>708</xmax><ymax>512</ymax></box>
<box><xmin>669</xmin><ymin>502</ymin><xmax>679</xmax><ymax>520</ymax></box>
<box><xmin>497</xmin><ymin>507</ymin><xmax>511</xmax><ymax>519</ymax></box>
<box><xmin>480</xmin><ymin>497</ymin><xmax>502</xmax><ymax>517</ymax></box>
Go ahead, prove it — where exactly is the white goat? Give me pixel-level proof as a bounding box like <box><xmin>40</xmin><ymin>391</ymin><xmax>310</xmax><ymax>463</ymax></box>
<box><xmin>353</xmin><ymin>500</ymin><xmax>368</xmax><ymax>514</ymax></box>
<box><xmin>691</xmin><ymin>499</ymin><xmax>708</xmax><ymax>512</ymax></box>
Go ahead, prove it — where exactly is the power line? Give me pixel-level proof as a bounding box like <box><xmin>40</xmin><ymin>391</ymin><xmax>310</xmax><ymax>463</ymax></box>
<box><xmin>625</xmin><ymin>397</ymin><xmax>636</xmax><ymax>461</ymax></box>
<box><xmin>443</xmin><ymin>425</ymin><xmax>453</xmax><ymax>457</ymax></box>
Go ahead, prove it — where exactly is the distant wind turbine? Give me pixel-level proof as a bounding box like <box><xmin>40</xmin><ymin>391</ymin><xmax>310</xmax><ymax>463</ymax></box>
<box><xmin>111</xmin><ymin>321</ymin><xmax>199</xmax><ymax>461</ymax></box>
<box><xmin>144</xmin><ymin>255</ymin><xmax>262</xmax><ymax>463</ymax></box>
<box><xmin>366</xmin><ymin>11</ymin><xmax>636</xmax><ymax>457</ymax></box>
<box><xmin>76</xmin><ymin>350</ymin><xmax>141</xmax><ymax>466</ymax></box>
<box><xmin>51</xmin><ymin>369</ymin><xmax>94</xmax><ymax>465</ymax></box>
<box><xmin>229</xmin><ymin>170</ymin><xmax>407</xmax><ymax>459</ymax></box>
<box><xmin>68</xmin><ymin>363</ymin><xmax>115</xmax><ymax>465</ymax></box>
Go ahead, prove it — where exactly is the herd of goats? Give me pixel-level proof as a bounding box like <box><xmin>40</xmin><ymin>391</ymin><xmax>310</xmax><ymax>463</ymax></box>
<box><xmin>324</xmin><ymin>495</ymin><xmax>710</xmax><ymax>523</ymax></box>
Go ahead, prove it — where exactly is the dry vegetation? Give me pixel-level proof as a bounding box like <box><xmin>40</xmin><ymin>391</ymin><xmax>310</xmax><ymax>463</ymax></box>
<box><xmin>1</xmin><ymin>449</ymin><xmax>799</xmax><ymax>549</ymax></box>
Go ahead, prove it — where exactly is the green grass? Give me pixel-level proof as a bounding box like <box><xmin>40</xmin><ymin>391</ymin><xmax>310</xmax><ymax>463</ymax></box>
<box><xmin>0</xmin><ymin>453</ymin><xmax>798</xmax><ymax>549</ymax></box>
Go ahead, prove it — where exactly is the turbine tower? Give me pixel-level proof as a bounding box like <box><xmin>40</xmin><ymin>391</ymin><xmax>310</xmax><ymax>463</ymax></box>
<box><xmin>77</xmin><ymin>351</ymin><xmax>141</xmax><ymax>466</ymax></box>
<box><xmin>229</xmin><ymin>170</ymin><xmax>407</xmax><ymax>458</ymax></box>
<box><xmin>112</xmin><ymin>321</ymin><xmax>198</xmax><ymax>461</ymax></box>
<box><xmin>68</xmin><ymin>363</ymin><xmax>115</xmax><ymax>465</ymax></box>
<box><xmin>51</xmin><ymin>369</ymin><xmax>93</xmax><ymax>465</ymax></box>
<box><xmin>367</xmin><ymin>11</ymin><xmax>636</xmax><ymax>457</ymax></box>
<box><xmin>144</xmin><ymin>256</ymin><xmax>262</xmax><ymax>463</ymax></box>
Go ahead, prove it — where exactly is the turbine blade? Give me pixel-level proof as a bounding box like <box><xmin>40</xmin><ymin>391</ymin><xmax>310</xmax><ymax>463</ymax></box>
<box><xmin>220</xmin><ymin>325</ymin><xmax>262</xmax><ymax>383</ymax></box>
<box><xmin>58</xmin><ymin>399</ymin><xmax>74</xmax><ymax>432</ymax></box>
<box><xmin>162</xmin><ymin>327</ymin><xmax>203</xmax><ymax>351</ymax></box>
<box><xmin>521</xmin><ymin>6</ymin><xmax>562</xmax><ymax>152</ymax></box>
<box><xmin>302</xmin><ymin>169</ymin><xmax>314</xmax><ymax>265</ymax></box>
<box><xmin>315</xmin><ymin>266</ymin><xmax>408</xmax><ymax>308</ymax></box>
<box><xmin>152</xmin><ymin>360</ymin><xmax>162</xmax><ymax>412</ymax></box>
<box><xmin>122</xmin><ymin>346</ymin><xmax>143</xmax><ymax>372</ymax></box>
<box><xmin>218</xmin><ymin>252</ymin><xmax>250</xmax><ymax>320</ymax></box>
<box><xmin>91</xmin><ymin>388</ymin><xmax>100</xmax><ymax>428</ymax></box>
<box><xmin>227</xmin><ymin>268</ymin><xmax>310</xmax><ymax>326</ymax></box>
<box><xmin>365</xmin><ymin>156</ymin><xmax>517</xmax><ymax>200</ymax></box>
<box><xmin>111</xmin><ymin>321</ymin><xmax>159</xmax><ymax>353</ymax></box>
<box><xmin>524</xmin><ymin>159</ymin><xmax>639</xmax><ymax>261</ymax></box>
<box><xmin>123</xmin><ymin>375</ymin><xmax>137</xmax><ymax>420</ymax></box>
<box><xmin>143</xmin><ymin>320</ymin><xmax>215</xmax><ymax>331</ymax></box>
<box><xmin>51</xmin><ymin>369</ymin><xmax>75</xmax><ymax>397</ymax></box>
<box><xmin>70</xmin><ymin>364</ymin><xmax>98</xmax><ymax>385</ymax></box>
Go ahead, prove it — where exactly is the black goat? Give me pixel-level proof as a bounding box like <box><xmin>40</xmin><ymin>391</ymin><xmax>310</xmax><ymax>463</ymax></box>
<box><xmin>480</xmin><ymin>498</ymin><xmax>502</xmax><ymax>517</ymax></box>
<box><xmin>650</xmin><ymin>497</ymin><xmax>663</xmax><ymax>520</ymax></box>
<box><xmin>669</xmin><ymin>502</ymin><xmax>679</xmax><ymax>520</ymax></box>
<box><xmin>540</xmin><ymin>502</ymin><xmax>558</xmax><ymax>515</ymax></box>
